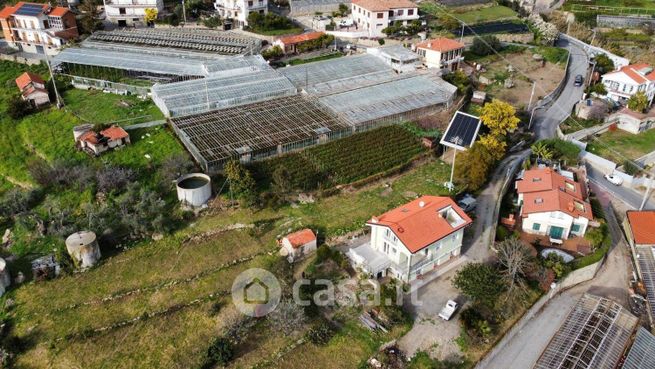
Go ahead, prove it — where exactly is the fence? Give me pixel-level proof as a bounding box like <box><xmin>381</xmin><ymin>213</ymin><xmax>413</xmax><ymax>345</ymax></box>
<box><xmin>560</xmin><ymin>34</ymin><xmax>629</xmax><ymax>69</ymax></box>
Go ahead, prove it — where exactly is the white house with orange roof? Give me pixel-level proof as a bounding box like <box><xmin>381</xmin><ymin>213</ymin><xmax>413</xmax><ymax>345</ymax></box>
<box><xmin>351</xmin><ymin>0</ymin><xmax>419</xmax><ymax>38</ymax></box>
<box><xmin>516</xmin><ymin>168</ymin><xmax>593</xmax><ymax>241</ymax></box>
<box><xmin>347</xmin><ymin>196</ymin><xmax>472</xmax><ymax>283</ymax></box>
<box><xmin>75</xmin><ymin>125</ymin><xmax>131</xmax><ymax>156</ymax></box>
<box><xmin>15</xmin><ymin>71</ymin><xmax>50</xmax><ymax>107</ymax></box>
<box><xmin>601</xmin><ymin>64</ymin><xmax>655</xmax><ymax>106</ymax></box>
<box><xmin>415</xmin><ymin>37</ymin><xmax>465</xmax><ymax>71</ymax></box>
<box><xmin>279</xmin><ymin>228</ymin><xmax>317</xmax><ymax>262</ymax></box>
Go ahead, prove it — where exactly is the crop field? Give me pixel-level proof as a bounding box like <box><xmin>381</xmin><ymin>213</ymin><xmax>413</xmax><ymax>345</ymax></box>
<box><xmin>252</xmin><ymin>125</ymin><xmax>426</xmax><ymax>191</ymax></box>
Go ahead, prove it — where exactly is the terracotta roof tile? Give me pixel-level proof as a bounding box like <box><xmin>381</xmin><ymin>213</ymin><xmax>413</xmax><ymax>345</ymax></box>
<box><xmin>605</xmin><ymin>63</ymin><xmax>654</xmax><ymax>84</ymax></box>
<box><xmin>80</xmin><ymin>131</ymin><xmax>99</xmax><ymax>145</ymax></box>
<box><xmin>627</xmin><ymin>211</ymin><xmax>655</xmax><ymax>245</ymax></box>
<box><xmin>416</xmin><ymin>37</ymin><xmax>464</xmax><ymax>53</ymax></box>
<box><xmin>0</xmin><ymin>4</ymin><xmax>17</xmax><ymax>19</ymax></box>
<box><xmin>276</xmin><ymin>31</ymin><xmax>324</xmax><ymax>46</ymax></box>
<box><xmin>15</xmin><ymin>72</ymin><xmax>45</xmax><ymax>91</ymax></box>
<box><xmin>353</xmin><ymin>0</ymin><xmax>417</xmax><ymax>11</ymax></box>
<box><xmin>100</xmin><ymin>125</ymin><xmax>129</xmax><ymax>140</ymax></box>
<box><xmin>285</xmin><ymin>229</ymin><xmax>316</xmax><ymax>248</ymax></box>
<box><xmin>517</xmin><ymin>168</ymin><xmax>592</xmax><ymax>220</ymax></box>
<box><xmin>367</xmin><ymin>196</ymin><xmax>472</xmax><ymax>253</ymax></box>
<box><xmin>47</xmin><ymin>7</ymin><xmax>69</xmax><ymax>17</ymax></box>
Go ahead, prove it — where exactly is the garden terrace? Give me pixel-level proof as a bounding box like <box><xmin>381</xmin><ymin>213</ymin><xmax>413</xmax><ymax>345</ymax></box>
<box><xmin>453</xmin><ymin>21</ymin><xmax>529</xmax><ymax>37</ymax></box>
<box><xmin>318</xmin><ymin>73</ymin><xmax>457</xmax><ymax>129</ymax></box>
<box><xmin>169</xmin><ymin>96</ymin><xmax>351</xmax><ymax>172</ymax></box>
<box><xmin>86</xmin><ymin>28</ymin><xmax>262</xmax><ymax>55</ymax></box>
<box><xmin>534</xmin><ymin>293</ymin><xmax>638</xmax><ymax>369</ymax></box>
<box><xmin>151</xmin><ymin>68</ymin><xmax>296</xmax><ymax>117</ymax></box>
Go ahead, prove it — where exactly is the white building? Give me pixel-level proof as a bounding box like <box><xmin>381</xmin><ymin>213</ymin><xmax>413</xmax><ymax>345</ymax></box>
<box><xmin>75</xmin><ymin>125</ymin><xmax>131</xmax><ymax>156</ymax></box>
<box><xmin>415</xmin><ymin>37</ymin><xmax>465</xmax><ymax>71</ymax></box>
<box><xmin>601</xmin><ymin>64</ymin><xmax>655</xmax><ymax>106</ymax></box>
<box><xmin>214</xmin><ymin>0</ymin><xmax>267</xmax><ymax>29</ymax></box>
<box><xmin>348</xmin><ymin>196</ymin><xmax>472</xmax><ymax>283</ymax></box>
<box><xmin>351</xmin><ymin>0</ymin><xmax>419</xmax><ymax>38</ymax></box>
<box><xmin>608</xmin><ymin>106</ymin><xmax>655</xmax><ymax>134</ymax></box>
<box><xmin>279</xmin><ymin>228</ymin><xmax>317</xmax><ymax>263</ymax></box>
<box><xmin>104</xmin><ymin>0</ymin><xmax>164</xmax><ymax>27</ymax></box>
<box><xmin>0</xmin><ymin>2</ymin><xmax>78</xmax><ymax>55</ymax></box>
<box><xmin>366</xmin><ymin>44</ymin><xmax>420</xmax><ymax>73</ymax></box>
<box><xmin>516</xmin><ymin>168</ymin><xmax>593</xmax><ymax>241</ymax></box>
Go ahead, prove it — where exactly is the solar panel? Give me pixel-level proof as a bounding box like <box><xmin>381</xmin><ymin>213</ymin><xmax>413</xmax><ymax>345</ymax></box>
<box><xmin>440</xmin><ymin>111</ymin><xmax>481</xmax><ymax>150</ymax></box>
<box><xmin>15</xmin><ymin>3</ymin><xmax>45</xmax><ymax>16</ymax></box>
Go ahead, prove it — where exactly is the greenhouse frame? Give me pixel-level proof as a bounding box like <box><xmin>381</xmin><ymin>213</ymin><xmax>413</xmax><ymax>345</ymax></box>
<box><xmin>533</xmin><ymin>294</ymin><xmax>638</xmax><ymax>369</ymax></box>
<box><xmin>170</xmin><ymin>96</ymin><xmax>352</xmax><ymax>172</ymax></box>
<box><xmin>622</xmin><ymin>327</ymin><xmax>655</xmax><ymax>369</ymax></box>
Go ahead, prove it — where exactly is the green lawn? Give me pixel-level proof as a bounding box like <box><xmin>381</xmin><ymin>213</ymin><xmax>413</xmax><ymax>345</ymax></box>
<box><xmin>586</xmin><ymin>128</ymin><xmax>655</xmax><ymax>163</ymax></box>
<box><xmin>249</xmin><ymin>27</ymin><xmax>303</xmax><ymax>36</ymax></box>
<box><xmin>454</xmin><ymin>5</ymin><xmax>517</xmax><ymax>25</ymax></box>
<box><xmin>560</xmin><ymin>116</ymin><xmax>603</xmax><ymax>134</ymax></box>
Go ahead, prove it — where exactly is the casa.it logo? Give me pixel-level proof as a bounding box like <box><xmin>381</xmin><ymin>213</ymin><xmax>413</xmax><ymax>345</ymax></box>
<box><xmin>231</xmin><ymin>268</ymin><xmax>282</xmax><ymax>317</ymax></box>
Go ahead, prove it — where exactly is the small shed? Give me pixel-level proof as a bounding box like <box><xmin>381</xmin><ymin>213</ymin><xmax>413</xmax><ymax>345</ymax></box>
<box><xmin>279</xmin><ymin>229</ymin><xmax>317</xmax><ymax>263</ymax></box>
<box><xmin>15</xmin><ymin>71</ymin><xmax>50</xmax><ymax>107</ymax></box>
<box><xmin>273</xmin><ymin>32</ymin><xmax>325</xmax><ymax>54</ymax></box>
<box><xmin>471</xmin><ymin>90</ymin><xmax>486</xmax><ymax>105</ymax></box>
<box><xmin>574</xmin><ymin>98</ymin><xmax>608</xmax><ymax>121</ymax></box>
<box><xmin>75</xmin><ymin>125</ymin><xmax>130</xmax><ymax>156</ymax></box>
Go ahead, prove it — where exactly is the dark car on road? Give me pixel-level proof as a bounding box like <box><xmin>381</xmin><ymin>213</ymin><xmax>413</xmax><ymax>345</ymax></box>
<box><xmin>574</xmin><ymin>74</ymin><xmax>584</xmax><ymax>87</ymax></box>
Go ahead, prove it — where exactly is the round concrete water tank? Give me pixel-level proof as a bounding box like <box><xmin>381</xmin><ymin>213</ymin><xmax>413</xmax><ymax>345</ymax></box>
<box><xmin>0</xmin><ymin>258</ymin><xmax>10</xmax><ymax>296</ymax></box>
<box><xmin>176</xmin><ymin>173</ymin><xmax>212</xmax><ymax>207</ymax></box>
<box><xmin>65</xmin><ymin>231</ymin><xmax>101</xmax><ymax>268</ymax></box>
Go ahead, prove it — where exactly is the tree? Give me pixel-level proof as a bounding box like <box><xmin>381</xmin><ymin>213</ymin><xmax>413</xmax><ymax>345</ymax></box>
<box><xmin>627</xmin><ymin>91</ymin><xmax>649</xmax><ymax>113</ymax></box>
<box><xmin>478</xmin><ymin>134</ymin><xmax>507</xmax><ymax>161</ymax></box>
<box><xmin>338</xmin><ymin>3</ymin><xmax>349</xmax><ymax>16</ymax></box>
<box><xmin>438</xmin><ymin>14</ymin><xmax>460</xmax><ymax>31</ymax></box>
<box><xmin>470</xmin><ymin>35</ymin><xmax>500</xmax><ymax>56</ymax></box>
<box><xmin>203</xmin><ymin>337</ymin><xmax>234</xmax><ymax>368</ymax></box>
<box><xmin>262</xmin><ymin>45</ymin><xmax>283</xmax><ymax>60</ymax></box>
<box><xmin>202</xmin><ymin>15</ymin><xmax>221</xmax><ymax>28</ymax></box>
<box><xmin>593</xmin><ymin>54</ymin><xmax>615</xmax><ymax>75</ymax></box>
<box><xmin>96</xmin><ymin>166</ymin><xmax>135</xmax><ymax>194</ymax></box>
<box><xmin>143</xmin><ymin>8</ymin><xmax>158</xmax><ymax>25</ymax></box>
<box><xmin>78</xmin><ymin>0</ymin><xmax>102</xmax><ymax>34</ymax></box>
<box><xmin>455</xmin><ymin>143</ymin><xmax>495</xmax><ymax>191</ymax></box>
<box><xmin>224</xmin><ymin>160</ymin><xmax>257</xmax><ymax>206</ymax></box>
<box><xmin>480</xmin><ymin>99</ymin><xmax>520</xmax><ymax>136</ymax></box>
<box><xmin>443</xmin><ymin>69</ymin><xmax>471</xmax><ymax>95</ymax></box>
<box><xmin>7</xmin><ymin>96</ymin><xmax>32</xmax><ymax>119</ymax></box>
<box><xmin>530</xmin><ymin>141</ymin><xmax>553</xmax><ymax>161</ymax></box>
<box><xmin>496</xmin><ymin>238</ymin><xmax>532</xmax><ymax>296</ymax></box>
<box><xmin>267</xmin><ymin>299</ymin><xmax>307</xmax><ymax>335</ymax></box>
<box><xmin>453</xmin><ymin>263</ymin><xmax>506</xmax><ymax>307</ymax></box>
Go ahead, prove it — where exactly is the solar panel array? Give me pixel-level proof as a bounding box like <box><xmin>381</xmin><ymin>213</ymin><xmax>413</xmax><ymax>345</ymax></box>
<box><xmin>441</xmin><ymin>111</ymin><xmax>481</xmax><ymax>149</ymax></box>
<box><xmin>15</xmin><ymin>3</ymin><xmax>45</xmax><ymax>16</ymax></box>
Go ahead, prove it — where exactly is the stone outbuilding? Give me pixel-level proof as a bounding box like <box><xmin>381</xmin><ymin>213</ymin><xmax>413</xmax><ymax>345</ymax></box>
<box><xmin>279</xmin><ymin>228</ymin><xmax>317</xmax><ymax>263</ymax></box>
<box><xmin>65</xmin><ymin>231</ymin><xmax>101</xmax><ymax>268</ymax></box>
<box><xmin>15</xmin><ymin>72</ymin><xmax>50</xmax><ymax>107</ymax></box>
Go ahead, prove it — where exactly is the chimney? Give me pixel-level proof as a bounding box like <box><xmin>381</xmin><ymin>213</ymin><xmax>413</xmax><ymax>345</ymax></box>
<box><xmin>419</xmin><ymin>201</ymin><xmax>425</xmax><ymax>208</ymax></box>
<box><xmin>397</xmin><ymin>227</ymin><xmax>404</xmax><ymax>233</ymax></box>
<box><xmin>427</xmin><ymin>42</ymin><xmax>432</xmax><ymax>48</ymax></box>
<box><xmin>371</xmin><ymin>216</ymin><xmax>379</xmax><ymax>224</ymax></box>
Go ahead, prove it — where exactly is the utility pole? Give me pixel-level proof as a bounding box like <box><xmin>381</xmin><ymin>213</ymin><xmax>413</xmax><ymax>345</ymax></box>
<box><xmin>182</xmin><ymin>0</ymin><xmax>187</xmax><ymax>25</ymax></box>
<box><xmin>447</xmin><ymin>148</ymin><xmax>457</xmax><ymax>191</ymax></box>
<box><xmin>527</xmin><ymin>81</ymin><xmax>536</xmax><ymax>111</ymax></box>
<box><xmin>639</xmin><ymin>174</ymin><xmax>653</xmax><ymax>210</ymax></box>
<box><xmin>459</xmin><ymin>22</ymin><xmax>465</xmax><ymax>44</ymax></box>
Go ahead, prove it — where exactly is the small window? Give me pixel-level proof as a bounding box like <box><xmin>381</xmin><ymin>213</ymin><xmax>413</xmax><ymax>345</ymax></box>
<box><xmin>423</xmin><ymin>249</ymin><xmax>428</xmax><ymax>256</ymax></box>
<box><xmin>571</xmin><ymin>224</ymin><xmax>581</xmax><ymax>233</ymax></box>
<box><xmin>397</xmin><ymin>9</ymin><xmax>404</xmax><ymax>16</ymax></box>
<box><xmin>532</xmin><ymin>177</ymin><xmax>542</xmax><ymax>182</ymax></box>
<box><xmin>377</xmin><ymin>12</ymin><xmax>383</xmax><ymax>19</ymax></box>
<box><xmin>535</xmin><ymin>198</ymin><xmax>544</xmax><ymax>204</ymax></box>
<box><xmin>392</xmin><ymin>247</ymin><xmax>397</xmax><ymax>254</ymax></box>
<box><xmin>532</xmin><ymin>223</ymin><xmax>541</xmax><ymax>231</ymax></box>
<box><xmin>408</xmin><ymin>9</ymin><xmax>414</xmax><ymax>15</ymax></box>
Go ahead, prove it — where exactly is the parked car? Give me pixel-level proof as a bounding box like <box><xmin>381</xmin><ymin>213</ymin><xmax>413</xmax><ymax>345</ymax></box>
<box><xmin>339</xmin><ymin>19</ymin><xmax>354</xmax><ymax>28</ymax></box>
<box><xmin>457</xmin><ymin>194</ymin><xmax>477</xmax><ymax>213</ymax></box>
<box><xmin>438</xmin><ymin>300</ymin><xmax>459</xmax><ymax>321</ymax></box>
<box><xmin>574</xmin><ymin>74</ymin><xmax>584</xmax><ymax>87</ymax></box>
<box><xmin>604</xmin><ymin>173</ymin><xmax>624</xmax><ymax>186</ymax></box>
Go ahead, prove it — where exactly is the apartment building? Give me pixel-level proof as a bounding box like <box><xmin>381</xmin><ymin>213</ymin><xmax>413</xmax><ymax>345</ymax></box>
<box><xmin>214</xmin><ymin>0</ymin><xmax>267</xmax><ymax>29</ymax></box>
<box><xmin>351</xmin><ymin>0</ymin><xmax>418</xmax><ymax>38</ymax></box>
<box><xmin>0</xmin><ymin>2</ymin><xmax>78</xmax><ymax>55</ymax></box>
<box><xmin>104</xmin><ymin>0</ymin><xmax>164</xmax><ymax>27</ymax></box>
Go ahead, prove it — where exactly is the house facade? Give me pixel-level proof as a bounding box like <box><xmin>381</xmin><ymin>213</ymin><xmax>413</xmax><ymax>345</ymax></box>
<box><xmin>351</xmin><ymin>0</ymin><xmax>419</xmax><ymax>38</ymax></box>
<box><xmin>516</xmin><ymin>168</ymin><xmax>593</xmax><ymax>241</ymax></box>
<box><xmin>280</xmin><ymin>228</ymin><xmax>317</xmax><ymax>262</ymax></box>
<box><xmin>601</xmin><ymin>64</ymin><xmax>655</xmax><ymax>106</ymax></box>
<box><xmin>214</xmin><ymin>0</ymin><xmax>267</xmax><ymax>29</ymax></box>
<box><xmin>273</xmin><ymin>32</ymin><xmax>324</xmax><ymax>54</ymax></box>
<box><xmin>415</xmin><ymin>37</ymin><xmax>465</xmax><ymax>70</ymax></box>
<box><xmin>348</xmin><ymin>196</ymin><xmax>472</xmax><ymax>283</ymax></box>
<box><xmin>608</xmin><ymin>106</ymin><xmax>655</xmax><ymax>134</ymax></box>
<box><xmin>0</xmin><ymin>2</ymin><xmax>78</xmax><ymax>55</ymax></box>
<box><xmin>15</xmin><ymin>71</ymin><xmax>50</xmax><ymax>107</ymax></box>
<box><xmin>75</xmin><ymin>125</ymin><xmax>131</xmax><ymax>156</ymax></box>
<box><xmin>104</xmin><ymin>0</ymin><xmax>164</xmax><ymax>27</ymax></box>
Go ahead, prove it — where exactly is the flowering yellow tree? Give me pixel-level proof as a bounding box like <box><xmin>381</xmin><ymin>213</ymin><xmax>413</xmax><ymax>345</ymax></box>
<box><xmin>480</xmin><ymin>99</ymin><xmax>520</xmax><ymax>136</ymax></box>
<box><xmin>144</xmin><ymin>8</ymin><xmax>158</xmax><ymax>24</ymax></box>
<box><xmin>478</xmin><ymin>134</ymin><xmax>507</xmax><ymax>161</ymax></box>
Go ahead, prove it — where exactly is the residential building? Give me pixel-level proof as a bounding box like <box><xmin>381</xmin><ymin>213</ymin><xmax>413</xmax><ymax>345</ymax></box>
<box><xmin>608</xmin><ymin>106</ymin><xmax>655</xmax><ymax>134</ymax></box>
<box><xmin>625</xmin><ymin>210</ymin><xmax>655</xmax><ymax>247</ymax></box>
<box><xmin>0</xmin><ymin>2</ymin><xmax>78</xmax><ymax>55</ymax></box>
<box><xmin>279</xmin><ymin>228</ymin><xmax>317</xmax><ymax>262</ymax></box>
<box><xmin>75</xmin><ymin>125</ymin><xmax>131</xmax><ymax>156</ymax></box>
<box><xmin>104</xmin><ymin>0</ymin><xmax>163</xmax><ymax>27</ymax></box>
<box><xmin>347</xmin><ymin>196</ymin><xmax>472</xmax><ymax>283</ymax></box>
<box><xmin>415</xmin><ymin>37</ymin><xmax>465</xmax><ymax>71</ymax></box>
<box><xmin>516</xmin><ymin>167</ymin><xmax>593</xmax><ymax>241</ymax></box>
<box><xmin>367</xmin><ymin>44</ymin><xmax>420</xmax><ymax>73</ymax></box>
<box><xmin>214</xmin><ymin>0</ymin><xmax>267</xmax><ymax>29</ymax></box>
<box><xmin>601</xmin><ymin>63</ymin><xmax>655</xmax><ymax>106</ymax></box>
<box><xmin>15</xmin><ymin>71</ymin><xmax>50</xmax><ymax>107</ymax></box>
<box><xmin>273</xmin><ymin>31</ymin><xmax>325</xmax><ymax>54</ymax></box>
<box><xmin>351</xmin><ymin>0</ymin><xmax>419</xmax><ymax>38</ymax></box>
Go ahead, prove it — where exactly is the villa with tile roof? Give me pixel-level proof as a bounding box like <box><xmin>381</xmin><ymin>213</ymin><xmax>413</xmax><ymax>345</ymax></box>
<box><xmin>347</xmin><ymin>195</ymin><xmax>472</xmax><ymax>283</ymax></box>
<box><xmin>415</xmin><ymin>37</ymin><xmax>465</xmax><ymax>71</ymax></box>
<box><xmin>15</xmin><ymin>71</ymin><xmax>49</xmax><ymax>107</ymax></box>
<box><xmin>351</xmin><ymin>0</ymin><xmax>419</xmax><ymax>38</ymax></box>
<box><xmin>516</xmin><ymin>168</ymin><xmax>593</xmax><ymax>241</ymax></box>
<box><xmin>601</xmin><ymin>64</ymin><xmax>655</xmax><ymax>107</ymax></box>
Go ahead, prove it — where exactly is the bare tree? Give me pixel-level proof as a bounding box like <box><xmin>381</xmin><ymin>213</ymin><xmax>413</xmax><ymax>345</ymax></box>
<box><xmin>496</xmin><ymin>238</ymin><xmax>533</xmax><ymax>298</ymax></box>
<box><xmin>267</xmin><ymin>299</ymin><xmax>306</xmax><ymax>335</ymax></box>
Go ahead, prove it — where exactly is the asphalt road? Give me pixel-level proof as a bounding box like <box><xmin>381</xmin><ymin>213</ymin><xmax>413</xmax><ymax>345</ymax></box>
<box><xmin>532</xmin><ymin>37</ymin><xmax>589</xmax><ymax>140</ymax></box>
<box><xmin>586</xmin><ymin>165</ymin><xmax>655</xmax><ymax>210</ymax></box>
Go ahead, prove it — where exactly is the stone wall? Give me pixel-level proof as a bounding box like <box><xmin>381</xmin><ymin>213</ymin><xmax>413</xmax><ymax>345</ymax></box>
<box><xmin>0</xmin><ymin>53</ymin><xmax>43</xmax><ymax>66</ymax></box>
<box><xmin>597</xmin><ymin>15</ymin><xmax>655</xmax><ymax>28</ymax></box>
<box><xmin>462</xmin><ymin>32</ymin><xmax>534</xmax><ymax>45</ymax></box>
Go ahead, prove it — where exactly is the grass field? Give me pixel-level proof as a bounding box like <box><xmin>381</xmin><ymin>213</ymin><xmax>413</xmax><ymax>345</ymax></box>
<box><xmin>559</xmin><ymin>116</ymin><xmax>603</xmax><ymax>134</ymax></box>
<box><xmin>455</xmin><ymin>5</ymin><xmax>517</xmax><ymax>25</ymax></box>
<box><xmin>586</xmin><ymin>128</ymin><xmax>655</xmax><ymax>163</ymax></box>
<box><xmin>9</xmin><ymin>158</ymin><xmax>453</xmax><ymax>368</ymax></box>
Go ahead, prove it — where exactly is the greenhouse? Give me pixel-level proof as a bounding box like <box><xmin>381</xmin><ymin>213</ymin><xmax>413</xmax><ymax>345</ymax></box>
<box><xmin>152</xmin><ymin>69</ymin><xmax>297</xmax><ymax>117</ymax></box>
<box><xmin>318</xmin><ymin>74</ymin><xmax>457</xmax><ymax>129</ymax></box>
<box><xmin>170</xmin><ymin>96</ymin><xmax>351</xmax><ymax>172</ymax></box>
<box><xmin>534</xmin><ymin>294</ymin><xmax>638</xmax><ymax>369</ymax></box>
<box><xmin>86</xmin><ymin>28</ymin><xmax>261</xmax><ymax>55</ymax></box>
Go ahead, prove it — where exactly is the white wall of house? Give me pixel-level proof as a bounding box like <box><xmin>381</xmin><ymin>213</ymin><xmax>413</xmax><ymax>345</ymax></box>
<box><xmin>104</xmin><ymin>0</ymin><xmax>164</xmax><ymax>25</ymax></box>
<box><xmin>214</xmin><ymin>0</ymin><xmax>267</xmax><ymax>28</ymax></box>
<box><xmin>416</xmin><ymin>47</ymin><xmax>463</xmax><ymax>70</ymax></box>
<box><xmin>615</xmin><ymin>114</ymin><xmax>655</xmax><ymax>134</ymax></box>
<box><xmin>24</xmin><ymin>90</ymin><xmax>50</xmax><ymax>107</ymax></box>
<box><xmin>521</xmin><ymin>211</ymin><xmax>589</xmax><ymax>240</ymax></box>
<box><xmin>351</xmin><ymin>3</ymin><xmax>418</xmax><ymax>38</ymax></box>
<box><xmin>281</xmin><ymin>238</ymin><xmax>317</xmax><ymax>260</ymax></box>
<box><xmin>602</xmin><ymin>73</ymin><xmax>655</xmax><ymax>106</ymax></box>
<box><xmin>9</xmin><ymin>14</ymin><xmax>67</xmax><ymax>55</ymax></box>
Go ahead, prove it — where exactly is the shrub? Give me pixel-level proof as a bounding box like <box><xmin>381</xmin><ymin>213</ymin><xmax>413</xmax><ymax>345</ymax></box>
<box><xmin>585</xmin><ymin>223</ymin><xmax>608</xmax><ymax>249</ymax></box>
<box><xmin>96</xmin><ymin>166</ymin><xmax>135</xmax><ymax>194</ymax></box>
<box><xmin>306</xmin><ymin>321</ymin><xmax>334</xmax><ymax>345</ymax></box>
<box><xmin>203</xmin><ymin>337</ymin><xmax>234</xmax><ymax>368</ymax></box>
<box><xmin>542</xmin><ymin>253</ymin><xmax>570</xmax><ymax>279</ymax></box>
<box><xmin>202</xmin><ymin>15</ymin><xmax>221</xmax><ymax>28</ymax></box>
<box><xmin>539</xmin><ymin>139</ymin><xmax>580</xmax><ymax>164</ymax></box>
<box><xmin>262</xmin><ymin>45</ymin><xmax>283</xmax><ymax>60</ymax></box>
<box><xmin>470</xmin><ymin>35</ymin><xmax>500</xmax><ymax>56</ymax></box>
<box><xmin>7</xmin><ymin>96</ymin><xmax>32</xmax><ymax>120</ymax></box>
<box><xmin>623</xmin><ymin>160</ymin><xmax>640</xmax><ymax>176</ymax></box>
<box><xmin>0</xmin><ymin>188</ymin><xmax>40</xmax><ymax>218</ymax></box>
<box><xmin>453</xmin><ymin>263</ymin><xmax>506</xmax><ymax>307</ymax></box>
